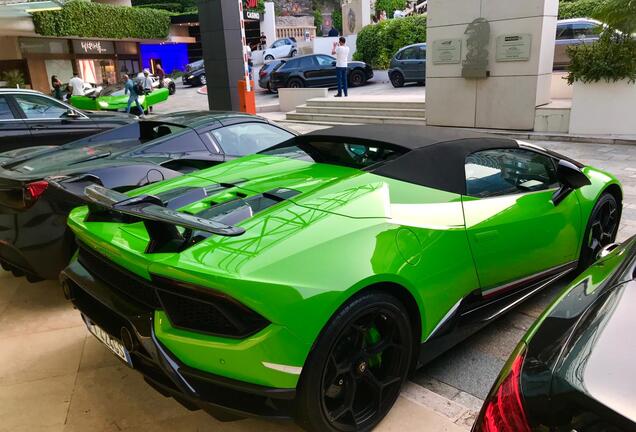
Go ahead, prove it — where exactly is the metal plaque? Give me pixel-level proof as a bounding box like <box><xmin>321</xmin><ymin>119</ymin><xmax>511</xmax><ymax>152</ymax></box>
<box><xmin>432</xmin><ymin>39</ymin><xmax>462</xmax><ymax>64</ymax></box>
<box><xmin>496</xmin><ymin>33</ymin><xmax>532</xmax><ymax>61</ymax></box>
<box><xmin>462</xmin><ymin>18</ymin><xmax>490</xmax><ymax>79</ymax></box>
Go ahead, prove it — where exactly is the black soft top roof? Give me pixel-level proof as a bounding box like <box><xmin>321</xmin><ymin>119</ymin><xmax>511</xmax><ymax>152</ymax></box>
<box><xmin>302</xmin><ymin>125</ymin><xmax>519</xmax><ymax>195</ymax></box>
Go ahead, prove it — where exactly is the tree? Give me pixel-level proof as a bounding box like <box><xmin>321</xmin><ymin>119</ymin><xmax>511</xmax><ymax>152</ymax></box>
<box><xmin>374</xmin><ymin>0</ymin><xmax>406</xmax><ymax>18</ymax></box>
<box><xmin>594</xmin><ymin>0</ymin><xmax>636</xmax><ymax>34</ymax></box>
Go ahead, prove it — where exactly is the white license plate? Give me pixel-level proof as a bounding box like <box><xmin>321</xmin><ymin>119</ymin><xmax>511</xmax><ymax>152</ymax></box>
<box><xmin>85</xmin><ymin>319</ymin><xmax>132</xmax><ymax>366</ymax></box>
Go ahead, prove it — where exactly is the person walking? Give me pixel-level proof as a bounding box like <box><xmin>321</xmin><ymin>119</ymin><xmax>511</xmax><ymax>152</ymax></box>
<box><xmin>68</xmin><ymin>72</ymin><xmax>84</xmax><ymax>96</ymax></box>
<box><xmin>155</xmin><ymin>64</ymin><xmax>165</xmax><ymax>88</ymax></box>
<box><xmin>123</xmin><ymin>74</ymin><xmax>143</xmax><ymax>116</ymax></box>
<box><xmin>332</xmin><ymin>36</ymin><xmax>350</xmax><ymax>97</ymax></box>
<box><xmin>51</xmin><ymin>75</ymin><xmax>63</xmax><ymax>100</ymax></box>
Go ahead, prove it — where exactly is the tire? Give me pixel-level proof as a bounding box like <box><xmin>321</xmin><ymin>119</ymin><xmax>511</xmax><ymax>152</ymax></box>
<box><xmin>349</xmin><ymin>69</ymin><xmax>365</xmax><ymax>87</ymax></box>
<box><xmin>199</xmin><ymin>74</ymin><xmax>207</xmax><ymax>86</ymax></box>
<box><xmin>390</xmin><ymin>71</ymin><xmax>405</xmax><ymax>88</ymax></box>
<box><xmin>296</xmin><ymin>291</ymin><xmax>413</xmax><ymax>432</ymax></box>
<box><xmin>577</xmin><ymin>192</ymin><xmax>620</xmax><ymax>270</ymax></box>
<box><xmin>287</xmin><ymin>77</ymin><xmax>304</xmax><ymax>88</ymax></box>
<box><xmin>168</xmin><ymin>82</ymin><xmax>176</xmax><ymax>95</ymax></box>
<box><xmin>290</xmin><ymin>49</ymin><xmax>298</xmax><ymax>57</ymax></box>
<box><xmin>265</xmin><ymin>54</ymin><xmax>275</xmax><ymax>61</ymax></box>
<box><xmin>267</xmin><ymin>81</ymin><xmax>278</xmax><ymax>94</ymax></box>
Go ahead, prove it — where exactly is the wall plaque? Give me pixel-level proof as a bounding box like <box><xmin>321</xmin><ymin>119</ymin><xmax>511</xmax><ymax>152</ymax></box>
<box><xmin>496</xmin><ymin>33</ymin><xmax>532</xmax><ymax>62</ymax></box>
<box><xmin>432</xmin><ymin>39</ymin><xmax>462</xmax><ymax>64</ymax></box>
<box><xmin>462</xmin><ymin>18</ymin><xmax>490</xmax><ymax>79</ymax></box>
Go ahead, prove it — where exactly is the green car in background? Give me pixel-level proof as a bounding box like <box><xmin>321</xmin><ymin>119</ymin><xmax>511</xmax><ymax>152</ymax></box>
<box><xmin>69</xmin><ymin>84</ymin><xmax>169</xmax><ymax>114</ymax></box>
<box><xmin>60</xmin><ymin>125</ymin><xmax>622</xmax><ymax>431</ymax></box>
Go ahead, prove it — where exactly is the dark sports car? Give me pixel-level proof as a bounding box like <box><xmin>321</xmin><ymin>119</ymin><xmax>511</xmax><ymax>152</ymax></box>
<box><xmin>0</xmin><ymin>88</ymin><xmax>134</xmax><ymax>152</ymax></box>
<box><xmin>182</xmin><ymin>67</ymin><xmax>206</xmax><ymax>87</ymax></box>
<box><xmin>0</xmin><ymin>111</ymin><xmax>295</xmax><ymax>281</ymax></box>
<box><xmin>270</xmin><ymin>54</ymin><xmax>374</xmax><ymax>90</ymax></box>
<box><xmin>473</xmin><ymin>236</ymin><xmax>635</xmax><ymax>432</ymax></box>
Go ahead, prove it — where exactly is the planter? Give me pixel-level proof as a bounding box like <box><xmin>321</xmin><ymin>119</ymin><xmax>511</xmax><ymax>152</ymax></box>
<box><xmin>569</xmin><ymin>79</ymin><xmax>636</xmax><ymax>135</ymax></box>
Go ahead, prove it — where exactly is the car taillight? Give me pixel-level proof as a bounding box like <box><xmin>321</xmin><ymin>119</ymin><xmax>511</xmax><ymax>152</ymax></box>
<box><xmin>25</xmin><ymin>180</ymin><xmax>49</xmax><ymax>204</ymax></box>
<box><xmin>259</xmin><ymin>70</ymin><xmax>267</xmax><ymax>77</ymax></box>
<box><xmin>478</xmin><ymin>346</ymin><xmax>530</xmax><ymax>432</ymax></box>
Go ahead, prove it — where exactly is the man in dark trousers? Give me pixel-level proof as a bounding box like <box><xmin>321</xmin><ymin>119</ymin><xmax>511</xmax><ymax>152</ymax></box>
<box><xmin>331</xmin><ymin>36</ymin><xmax>350</xmax><ymax>97</ymax></box>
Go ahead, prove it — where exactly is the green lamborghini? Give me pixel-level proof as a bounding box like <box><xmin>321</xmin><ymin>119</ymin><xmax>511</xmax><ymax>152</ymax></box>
<box><xmin>59</xmin><ymin>125</ymin><xmax>622</xmax><ymax>431</ymax></box>
<box><xmin>69</xmin><ymin>85</ymin><xmax>169</xmax><ymax>114</ymax></box>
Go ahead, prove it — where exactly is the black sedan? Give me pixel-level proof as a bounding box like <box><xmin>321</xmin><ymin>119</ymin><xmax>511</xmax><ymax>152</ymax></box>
<box><xmin>270</xmin><ymin>54</ymin><xmax>373</xmax><ymax>90</ymax></box>
<box><xmin>182</xmin><ymin>67</ymin><xmax>206</xmax><ymax>87</ymax></box>
<box><xmin>473</xmin><ymin>236</ymin><xmax>636</xmax><ymax>432</ymax></box>
<box><xmin>0</xmin><ymin>111</ymin><xmax>296</xmax><ymax>282</ymax></box>
<box><xmin>0</xmin><ymin>89</ymin><xmax>134</xmax><ymax>152</ymax></box>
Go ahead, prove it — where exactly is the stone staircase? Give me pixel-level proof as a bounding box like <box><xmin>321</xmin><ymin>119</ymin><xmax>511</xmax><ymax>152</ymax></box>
<box><xmin>286</xmin><ymin>96</ymin><xmax>426</xmax><ymax>125</ymax></box>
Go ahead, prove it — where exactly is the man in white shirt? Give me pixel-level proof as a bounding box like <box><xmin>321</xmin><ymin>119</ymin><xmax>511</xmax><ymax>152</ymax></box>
<box><xmin>331</xmin><ymin>37</ymin><xmax>350</xmax><ymax>97</ymax></box>
<box><xmin>68</xmin><ymin>72</ymin><xmax>84</xmax><ymax>96</ymax></box>
<box><xmin>141</xmin><ymin>69</ymin><xmax>153</xmax><ymax>94</ymax></box>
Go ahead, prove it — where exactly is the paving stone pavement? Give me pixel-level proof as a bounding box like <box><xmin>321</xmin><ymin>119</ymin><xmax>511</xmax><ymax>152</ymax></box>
<box><xmin>0</xmin><ymin>134</ymin><xmax>633</xmax><ymax>432</ymax></box>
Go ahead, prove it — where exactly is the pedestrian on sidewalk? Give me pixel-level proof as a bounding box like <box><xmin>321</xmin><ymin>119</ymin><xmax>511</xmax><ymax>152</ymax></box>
<box><xmin>332</xmin><ymin>36</ymin><xmax>350</xmax><ymax>97</ymax></box>
<box><xmin>68</xmin><ymin>71</ymin><xmax>84</xmax><ymax>96</ymax></box>
<box><xmin>123</xmin><ymin>74</ymin><xmax>143</xmax><ymax>116</ymax></box>
<box><xmin>51</xmin><ymin>75</ymin><xmax>63</xmax><ymax>100</ymax></box>
<box><xmin>141</xmin><ymin>69</ymin><xmax>153</xmax><ymax>94</ymax></box>
<box><xmin>155</xmin><ymin>64</ymin><xmax>165</xmax><ymax>88</ymax></box>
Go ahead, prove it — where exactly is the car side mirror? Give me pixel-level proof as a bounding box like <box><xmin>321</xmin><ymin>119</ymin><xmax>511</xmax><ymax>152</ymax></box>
<box><xmin>65</xmin><ymin>108</ymin><xmax>80</xmax><ymax>118</ymax></box>
<box><xmin>552</xmin><ymin>159</ymin><xmax>591</xmax><ymax>205</ymax></box>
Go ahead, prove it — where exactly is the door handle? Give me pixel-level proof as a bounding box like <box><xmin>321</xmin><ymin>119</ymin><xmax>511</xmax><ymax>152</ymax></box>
<box><xmin>30</xmin><ymin>125</ymin><xmax>47</xmax><ymax>130</ymax></box>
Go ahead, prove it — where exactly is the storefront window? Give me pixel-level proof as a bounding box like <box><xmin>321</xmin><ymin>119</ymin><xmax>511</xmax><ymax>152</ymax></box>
<box><xmin>78</xmin><ymin>59</ymin><xmax>117</xmax><ymax>85</ymax></box>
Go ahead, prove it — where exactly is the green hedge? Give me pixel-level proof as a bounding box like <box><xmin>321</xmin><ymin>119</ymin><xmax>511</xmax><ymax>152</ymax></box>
<box><xmin>558</xmin><ymin>0</ymin><xmax>608</xmax><ymax>19</ymax></box>
<box><xmin>353</xmin><ymin>15</ymin><xmax>426</xmax><ymax>69</ymax></box>
<box><xmin>32</xmin><ymin>0</ymin><xmax>171</xmax><ymax>39</ymax></box>
<box><xmin>568</xmin><ymin>32</ymin><xmax>636</xmax><ymax>83</ymax></box>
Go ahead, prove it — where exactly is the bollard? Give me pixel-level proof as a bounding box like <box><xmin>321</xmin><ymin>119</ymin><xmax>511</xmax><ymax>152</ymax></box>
<box><xmin>238</xmin><ymin>80</ymin><xmax>256</xmax><ymax>114</ymax></box>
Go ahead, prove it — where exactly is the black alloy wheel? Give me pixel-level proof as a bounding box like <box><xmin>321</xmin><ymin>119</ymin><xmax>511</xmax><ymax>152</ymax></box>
<box><xmin>349</xmin><ymin>70</ymin><xmax>365</xmax><ymax>87</ymax></box>
<box><xmin>268</xmin><ymin>81</ymin><xmax>278</xmax><ymax>94</ymax></box>
<box><xmin>287</xmin><ymin>78</ymin><xmax>304</xmax><ymax>88</ymax></box>
<box><xmin>579</xmin><ymin>192</ymin><xmax>620</xmax><ymax>269</ymax></box>
<box><xmin>199</xmin><ymin>74</ymin><xmax>207</xmax><ymax>86</ymax></box>
<box><xmin>297</xmin><ymin>291</ymin><xmax>412</xmax><ymax>432</ymax></box>
<box><xmin>168</xmin><ymin>82</ymin><xmax>176</xmax><ymax>95</ymax></box>
<box><xmin>390</xmin><ymin>72</ymin><xmax>405</xmax><ymax>88</ymax></box>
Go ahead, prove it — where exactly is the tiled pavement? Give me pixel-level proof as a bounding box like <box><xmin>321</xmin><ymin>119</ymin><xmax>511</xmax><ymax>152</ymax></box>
<box><xmin>0</xmin><ymin>137</ymin><xmax>634</xmax><ymax>431</ymax></box>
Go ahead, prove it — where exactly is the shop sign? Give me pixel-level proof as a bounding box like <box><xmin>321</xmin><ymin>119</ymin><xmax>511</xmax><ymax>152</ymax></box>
<box><xmin>432</xmin><ymin>39</ymin><xmax>462</xmax><ymax>64</ymax></box>
<box><xmin>496</xmin><ymin>34</ymin><xmax>532</xmax><ymax>62</ymax></box>
<box><xmin>72</xmin><ymin>40</ymin><xmax>115</xmax><ymax>55</ymax></box>
<box><xmin>245</xmin><ymin>10</ymin><xmax>260</xmax><ymax>19</ymax></box>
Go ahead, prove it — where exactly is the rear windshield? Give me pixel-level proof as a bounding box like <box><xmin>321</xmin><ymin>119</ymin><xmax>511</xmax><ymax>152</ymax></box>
<box><xmin>260</xmin><ymin>139</ymin><xmax>408</xmax><ymax>170</ymax></box>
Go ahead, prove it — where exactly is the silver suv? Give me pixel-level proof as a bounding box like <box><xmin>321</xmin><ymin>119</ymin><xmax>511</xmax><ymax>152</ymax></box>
<box><xmin>554</xmin><ymin>18</ymin><xmax>602</xmax><ymax>70</ymax></box>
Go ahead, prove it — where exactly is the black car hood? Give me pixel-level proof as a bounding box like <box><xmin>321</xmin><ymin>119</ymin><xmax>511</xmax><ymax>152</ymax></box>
<box><xmin>552</xmin><ymin>277</ymin><xmax>636</xmax><ymax>423</ymax></box>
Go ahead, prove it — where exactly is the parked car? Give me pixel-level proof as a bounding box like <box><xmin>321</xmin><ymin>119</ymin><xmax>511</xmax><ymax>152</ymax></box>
<box><xmin>389</xmin><ymin>43</ymin><xmax>426</xmax><ymax>87</ymax></box>
<box><xmin>60</xmin><ymin>124</ymin><xmax>621</xmax><ymax>431</ymax></box>
<box><xmin>554</xmin><ymin>18</ymin><xmax>602</xmax><ymax>70</ymax></box>
<box><xmin>258</xmin><ymin>59</ymin><xmax>284</xmax><ymax>93</ymax></box>
<box><xmin>69</xmin><ymin>85</ymin><xmax>170</xmax><ymax>115</ymax></box>
<box><xmin>473</xmin><ymin>236</ymin><xmax>635</xmax><ymax>432</ymax></box>
<box><xmin>270</xmin><ymin>54</ymin><xmax>373</xmax><ymax>90</ymax></box>
<box><xmin>0</xmin><ymin>111</ymin><xmax>296</xmax><ymax>281</ymax></box>
<box><xmin>0</xmin><ymin>88</ymin><xmax>134</xmax><ymax>153</ymax></box>
<box><xmin>182</xmin><ymin>67</ymin><xmax>207</xmax><ymax>87</ymax></box>
<box><xmin>185</xmin><ymin>59</ymin><xmax>204</xmax><ymax>73</ymax></box>
<box><xmin>263</xmin><ymin>37</ymin><xmax>298</xmax><ymax>61</ymax></box>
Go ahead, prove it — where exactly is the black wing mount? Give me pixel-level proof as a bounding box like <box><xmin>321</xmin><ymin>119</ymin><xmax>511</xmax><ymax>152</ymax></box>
<box><xmin>83</xmin><ymin>184</ymin><xmax>245</xmax><ymax>237</ymax></box>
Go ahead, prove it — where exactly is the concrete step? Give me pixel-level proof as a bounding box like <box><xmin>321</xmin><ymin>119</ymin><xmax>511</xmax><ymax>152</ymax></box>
<box><xmin>286</xmin><ymin>111</ymin><xmax>426</xmax><ymax>125</ymax></box>
<box><xmin>305</xmin><ymin>97</ymin><xmax>426</xmax><ymax>110</ymax></box>
<box><xmin>296</xmin><ymin>104</ymin><xmax>426</xmax><ymax>118</ymax></box>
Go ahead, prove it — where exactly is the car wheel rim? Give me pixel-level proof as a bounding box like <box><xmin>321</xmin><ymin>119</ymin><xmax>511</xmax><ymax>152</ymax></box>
<box><xmin>290</xmin><ymin>81</ymin><xmax>300</xmax><ymax>88</ymax></box>
<box><xmin>352</xmin><ymin>74</ymin><xmax>363</xmax><ymax>86</ymax></box>
<box><xmin>200</xmin><ymin>76</ymin><xmax>206</xmax><ymax>85</ymax></box>
<box><xmin>320</xmin><ymin>308</ymin><xmax>407</xmax><ymax>431</ymax></box>
<box><xmin>392</xmin><ymin>74</ymin><xmax>403</xmax><ymax>86</ymax></box>
<box><xmin>588</xmin><ymin>199</ymin><xmax>618</xmax><ymax>254</ymax></box>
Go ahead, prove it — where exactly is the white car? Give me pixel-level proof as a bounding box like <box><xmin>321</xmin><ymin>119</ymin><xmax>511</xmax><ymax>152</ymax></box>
<box><xmin>135</xmin><ymin>73</ymin><xmax>177</xmax><ymax>95</ymax></box>
<box><xmin>263</xmin><ymin>38</ymin><xmax>298</xmax><ymax>61</ymax></box>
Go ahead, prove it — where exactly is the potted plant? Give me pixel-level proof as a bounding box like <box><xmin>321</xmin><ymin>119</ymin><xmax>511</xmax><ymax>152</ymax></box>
<box><xmin>1</xmin><ymin>70</ymin><xmax>26</xmax><ymax>88</ymax></box>
<box><xmin>567</xmin><ymin>0</ymin><xmax>636</xmax><ymax>134</ymax></box>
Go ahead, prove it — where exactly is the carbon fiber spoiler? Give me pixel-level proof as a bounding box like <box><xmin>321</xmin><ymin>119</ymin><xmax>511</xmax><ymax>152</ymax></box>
<box><xmin>50</xmin><ymin>177</ymin><xmax>245</xmax><ymax>238</ymax></box>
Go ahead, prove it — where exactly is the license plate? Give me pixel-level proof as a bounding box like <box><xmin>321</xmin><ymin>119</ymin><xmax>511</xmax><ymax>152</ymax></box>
<box><xmin>84</xmin><ymin>318</ymin><xmax>132</xmax><ymax>366</ymax></box>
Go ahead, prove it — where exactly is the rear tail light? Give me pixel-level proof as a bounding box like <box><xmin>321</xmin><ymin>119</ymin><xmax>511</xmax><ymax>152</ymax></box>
<box><xmin>24</xmin><ymin>180</ymin><xmax>49</xmax><ymax>205</ymax></box>
<box><xmin>477</xmin><ymin>345</ymin><xmax>530</xmax><ymax>432</ymax></box>
<box><xmin>259</xmin><ymin>70</ymin><xmax>267</xmax><ymax>78</ymax></box>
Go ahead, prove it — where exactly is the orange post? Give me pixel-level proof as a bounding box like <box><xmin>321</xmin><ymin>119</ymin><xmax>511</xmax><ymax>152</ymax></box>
<box><xmin>238</xmin><ymin>80</ymin><xmax>256</xmax><ymax>114</ymax></box>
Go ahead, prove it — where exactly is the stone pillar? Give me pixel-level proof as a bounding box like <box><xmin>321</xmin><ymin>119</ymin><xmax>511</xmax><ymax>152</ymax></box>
<box><xmin>425</xmin><ymin>0</ymin><xmax>557</xmax><ymax>130</ymax></box>
<box><xmin>342</xmin><ymin>0</ymin><xmax>371</xmax><ymax>36</ymax></box>
<box><xmin>197</xmin><ymin>0</ymin><xmax>245</xmax><ymax>111</ymax></box>
<box><xmin>262</xmin><ymin>2</ymin><xmax>276</xmax><ymax>49</ymax></box>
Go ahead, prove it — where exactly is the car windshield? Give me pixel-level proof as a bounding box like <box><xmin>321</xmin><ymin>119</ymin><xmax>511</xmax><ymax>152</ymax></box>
<box><xmin>260</xmin><ymin>139</ymin><xmax>408</xmax><ymax>169</ymax></box>
<box><xmin>98</xmin><ymin>85</ymin><xmax>126</xmax><ymax>97</ymax></box>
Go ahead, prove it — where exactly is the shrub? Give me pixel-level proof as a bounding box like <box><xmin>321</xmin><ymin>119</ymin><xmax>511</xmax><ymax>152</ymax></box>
<box><xmin>353</xmin><ymin>14</ymin><xmax>426</xmax><ymax>69</ymax></box>
<box><xmin>374</xmin><ymin>0</ymin><xmax>407</xmax><ymax>18</ymax></box>
<box><xmin>332</xmin><ymin>8</ymin><xmax>342</xmax><ymax>33</ymax></box>
<box><xmin>594</xmin><ymin>0</ymin><xmax>636</xmax><ymax>34</ymax></box>
<box><xmin>31</xmin><ymin>0</ymin><xmax>171</xmax><ymax>39</ymax></box>
<box><xmin>558</xmin><ymin>0</ymin><xmax>606</xmax><ymax>19</ymax></box>
<box><xmin>567</xmin><ymin>32</ymin><xmax>636</xmax><ymax>84</ymax></box>
<box><xmin>313</xmin><ymin>8</ymin><xmax>323</xmax><ymax>32</ymax></box>
<box><xmin>1</xmin><ymin>70</ymin><xmax>26</xmax><ymax>88</ymax></box>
